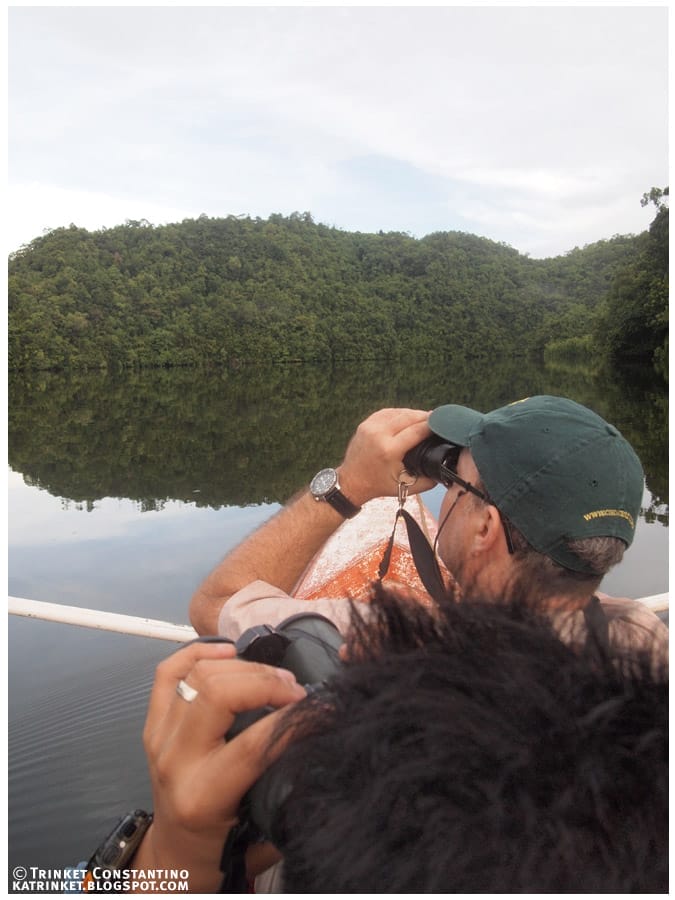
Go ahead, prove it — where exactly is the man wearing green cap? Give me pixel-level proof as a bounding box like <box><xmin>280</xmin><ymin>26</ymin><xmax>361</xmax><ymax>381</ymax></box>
<box><xmin>190</xmin><ymin>396</ymin><xmax>666</xmax><ymax>656</ymax></box>
<box><xmin>425</xmin><ymin>396</ymin><xmax>644</xmax><ymax>606</ymax></box>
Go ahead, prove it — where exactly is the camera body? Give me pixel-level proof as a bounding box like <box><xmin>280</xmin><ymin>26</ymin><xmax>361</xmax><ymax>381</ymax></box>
<box><xmin>403</xmin><ymin>435</ymin><xmax>460</xmax><ymax>482</ymax></box>
<box><xmin>223</xmin><ymin>613</ymin><xmax>343</xmax><ymax>839</ymax></box>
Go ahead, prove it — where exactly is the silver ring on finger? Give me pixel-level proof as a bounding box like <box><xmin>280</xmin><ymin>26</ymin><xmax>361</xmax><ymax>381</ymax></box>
<box><xmin>176</xmin><ymin>678</ymin><xmax>199</xmax><ymax>703</ymax></box>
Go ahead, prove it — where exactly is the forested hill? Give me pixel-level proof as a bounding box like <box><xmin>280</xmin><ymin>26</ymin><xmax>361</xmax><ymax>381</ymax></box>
<box><xmin>7</xmin><ymin>213</ymin><xmax>648</xmax><ymax>370</ymax></box>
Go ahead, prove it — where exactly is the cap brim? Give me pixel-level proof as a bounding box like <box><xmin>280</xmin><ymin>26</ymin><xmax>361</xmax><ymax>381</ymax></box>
<box><xmin>428</xmin><ymin>405</ymin><xmax>484</xmax><ymax>446</ymax></box>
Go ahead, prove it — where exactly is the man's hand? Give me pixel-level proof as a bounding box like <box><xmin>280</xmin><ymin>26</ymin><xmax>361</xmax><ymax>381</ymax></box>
<box><xmin>338</xmin><ymin>408</ymin><xmax>436</xmax><ymax>506</ymax></box>
<box><xmin>190</xmin><ymin>406</ymin><xmax>436</xmax><ymax>634</ymax></box>
<box><xmin>134</xmin><ymin>640</ymin><xmax>306</xmax><ymax>892</ymax></box>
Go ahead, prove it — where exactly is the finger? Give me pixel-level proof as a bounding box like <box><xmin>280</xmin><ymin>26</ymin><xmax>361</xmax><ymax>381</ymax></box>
<box><xmin>145</xmin><ymin>641</ymin><xmax>237</xmax><ymax>735</ymax></box>
<box><xmin>393</xmin><ymin>417</ymin><xmax>433</xmax><ymax>451</ymax></box>
<box><xmin>216</xmin><ymin>703</ymin><xmax>299</xmax><ymax>799</ymax></box>
<box><xmin>363</xmin><ymin>407</ymin><xmax>429</xmax><ymax>436</ymax></box>
<box><xmin>407</xmin><ymin>475</ymin><xmax>438</xmax><ymax>495</ymax></box>
<box><xmin>162</xmin><ymin>661</ymin><xmax>306</xmax><ymax>757</ymax></box>
<box><xmin>246</xmin><ymin>841</ymin><xmax>283</xmax><ymax>879</ymax></box>
<box><xmin>148</xmin><ymin>655</ymin><xmax>300</xmax><ymax>752</ymax></box>
<box><xmin>196</xmin><ymin>699</ymin><xmax>305</xmax><ymax>820</ymax></box>
<box><xmin>387</xmin><ymin>408</ymin><xmax>432</xmax><ymax>436</ymax></box>
<box><xmin>159</xmin><ymin>702</ymin><xmax>301</xmax><ymax>831</ymax></box>
<box><xmin>349</xmin><ymin>409</ymin><xmax>430</xmax><ymax>462</ymax></box>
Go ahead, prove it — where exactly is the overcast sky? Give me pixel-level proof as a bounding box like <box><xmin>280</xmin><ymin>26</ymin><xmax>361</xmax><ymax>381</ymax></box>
<box><xmin>8</xmin><ymin>5</ymin><xmax>669</xmax><ymax>258</ymax></box>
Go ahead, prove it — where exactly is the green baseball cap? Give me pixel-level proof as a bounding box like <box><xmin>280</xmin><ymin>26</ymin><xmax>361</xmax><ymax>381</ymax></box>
<box><xmin>428</xmin><ymin>395</ymin><xmax>644</xmax><ymax>573</ymax></box>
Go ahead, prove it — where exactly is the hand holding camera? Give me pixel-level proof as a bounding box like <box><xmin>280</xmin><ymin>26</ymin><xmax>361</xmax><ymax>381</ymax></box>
<box><xmin>139</xmin><ymin>635</ymin><xmax>309</xmax><ymax>891</ymax></box>
<box><xmin>139</xmin><ymin>615</ymin><xmax>342</xmax><ymax>890</ymax></box>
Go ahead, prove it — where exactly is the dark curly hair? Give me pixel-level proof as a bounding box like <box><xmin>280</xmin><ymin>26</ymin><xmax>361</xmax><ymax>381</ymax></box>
<box><xmin>267</xmin><ymin>585</ymin><xmax>668</xmax><ymax>893</ymax></box>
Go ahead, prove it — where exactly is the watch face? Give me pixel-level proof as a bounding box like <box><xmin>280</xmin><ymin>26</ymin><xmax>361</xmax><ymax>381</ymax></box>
<box><xmin>311</xmin><ymin>468</ymin><xmax>338</xmax><ymax>498</ymax></box>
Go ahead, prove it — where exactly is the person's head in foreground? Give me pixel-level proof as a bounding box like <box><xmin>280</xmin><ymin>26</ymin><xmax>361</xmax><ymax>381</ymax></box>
<box><xmin>266</xmin><ymin>586</ymin><xmax>667</xmax><ymax>893</ymax></box>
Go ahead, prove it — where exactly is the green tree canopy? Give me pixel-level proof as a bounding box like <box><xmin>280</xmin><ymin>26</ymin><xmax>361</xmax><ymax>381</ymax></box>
<box><xmin>594</xmin><ymin>188</ymin><xmax>668</xmax><ymax>372</ymax></box>
<box><xmin>8</xmin><ymin>210</ymin><xmax>657</xmax><ymax>373</ymax></box>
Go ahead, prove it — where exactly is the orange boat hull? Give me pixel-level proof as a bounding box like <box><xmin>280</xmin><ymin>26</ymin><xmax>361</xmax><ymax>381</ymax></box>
<box><xmin>293</xmin><ymin>496</ymin><xmax>453</xmax><ymax>606</ymax></box>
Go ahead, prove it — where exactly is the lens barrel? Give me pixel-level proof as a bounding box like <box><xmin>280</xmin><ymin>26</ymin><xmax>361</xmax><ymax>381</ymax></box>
<box><xmin>225</xmin><ymin>614</ymin><xmax>343</xmax><ymax>841</ymax></box>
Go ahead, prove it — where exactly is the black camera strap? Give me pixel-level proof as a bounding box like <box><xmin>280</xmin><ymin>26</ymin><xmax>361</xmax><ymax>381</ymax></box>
<box><xmin>378</xmin><ymin>506</ymin><xmax>448</xmax><ymax>604</ymax></box>
<box><xmin>218</xmin><ymin>819</ymin><xmax>257</xmax><ymax>892</ymax></box>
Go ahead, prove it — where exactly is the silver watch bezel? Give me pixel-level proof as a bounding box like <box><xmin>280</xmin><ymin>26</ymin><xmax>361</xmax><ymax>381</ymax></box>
<box><xmin>310</xmin><ymin>467</ymin><xmax>339</xmax><ymax>499</ymax></box>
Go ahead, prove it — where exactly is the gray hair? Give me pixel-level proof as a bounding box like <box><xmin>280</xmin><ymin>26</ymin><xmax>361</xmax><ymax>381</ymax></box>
<box><xmin>506</xmin><ymin>519</ymin><xmax>625</xmax><ymax>580</ymax></box>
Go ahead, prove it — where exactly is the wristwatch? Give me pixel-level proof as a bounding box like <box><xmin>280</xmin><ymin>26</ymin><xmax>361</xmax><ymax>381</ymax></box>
<box><xmin>310</xmin><ymin>468</ymin><xmax>361</xmax><ymax>519</ymax></box>
<box><xmin>84</xmin><ymin>809</ymin><xmax>153</xmax><ymax>891</ymax></box>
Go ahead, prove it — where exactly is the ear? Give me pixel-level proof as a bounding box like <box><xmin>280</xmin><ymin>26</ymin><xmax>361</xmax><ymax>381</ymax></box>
<box><xmin>472</xmin><ymin>502</ymin><xmax>504</xmax><ymax>555</ymax></box>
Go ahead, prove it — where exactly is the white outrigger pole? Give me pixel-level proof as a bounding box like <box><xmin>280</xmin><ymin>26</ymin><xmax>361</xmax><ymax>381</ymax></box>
<box><xmin>8</xmin><ymin>596</ymin><xmax>198</xmax><ymax>643</ymax></box>
<box><xmin>8</xmin><ymin>593</ymin><xmax>668</xmax><ymax>643</ymax></box>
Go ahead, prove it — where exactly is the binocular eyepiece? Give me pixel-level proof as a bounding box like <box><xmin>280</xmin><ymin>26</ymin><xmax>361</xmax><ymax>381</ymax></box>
<box><xmin>403</xmin><ymin>435</ymin><xmax>460</xmax><ymax>483</ymax></box>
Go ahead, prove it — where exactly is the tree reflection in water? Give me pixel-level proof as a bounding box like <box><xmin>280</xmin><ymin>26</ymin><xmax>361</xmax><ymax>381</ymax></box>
<box><xmin>8</xmin><ymin>357</ymin><xmax>667</xmax><ymax>523</ymax></box>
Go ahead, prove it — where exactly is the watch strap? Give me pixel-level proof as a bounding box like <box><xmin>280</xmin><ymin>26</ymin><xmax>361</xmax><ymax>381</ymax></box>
<box><xmin>84</xmin><ymin>809</ymin><xmax>153</xmax><ymax>892</ymax></box>
<box><xmin>324</xmin><ymin>486</ymin><xmax>361</xmax><ymax>519</ymax></box>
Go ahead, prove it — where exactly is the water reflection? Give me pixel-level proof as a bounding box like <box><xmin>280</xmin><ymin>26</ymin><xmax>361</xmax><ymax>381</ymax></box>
<box><xmin>7</xmin><ymin>357</ymin><xmax>668</xmax><ymax>875</ymax></box>
<box><xmin>8</xmin><ymin>357</ymin><xmax>668</xmax><ymax>519</ymax></box>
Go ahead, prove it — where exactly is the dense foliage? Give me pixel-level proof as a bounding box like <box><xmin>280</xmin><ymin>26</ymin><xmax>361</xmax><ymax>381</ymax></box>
<box><xmin>8</xmin><ymin>211</ymin><xmax>652</xmax><ymax>371</ymax></box>
<box><xmin>593</xmin><ymin>188</ymin><xmax>668</xmax><ymax>374</ymax></box>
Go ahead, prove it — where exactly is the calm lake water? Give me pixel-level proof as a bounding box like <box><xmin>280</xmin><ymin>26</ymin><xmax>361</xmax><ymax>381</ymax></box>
<box><xmin>8</xmin><ymin>358</ymin><xmax>668</xmax><ymax>877</ymax></box>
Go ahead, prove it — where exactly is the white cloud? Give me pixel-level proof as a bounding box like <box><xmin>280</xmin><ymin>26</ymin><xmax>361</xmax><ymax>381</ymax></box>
<box><xmin>7</xmin><ymin>183</ymin><xmax>194</xmax><ymax>252</ymax></box>
<box><xmin>8</xmin><ymin>6</ymin><xmax>668</xmax><ymax>258</ymax></box>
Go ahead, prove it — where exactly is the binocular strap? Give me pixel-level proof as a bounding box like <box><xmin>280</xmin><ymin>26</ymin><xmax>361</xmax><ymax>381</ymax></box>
<box><xmin>377</xmin><ymin>507</ymin><xmax>448</xmax><ymax>604</ymax></box>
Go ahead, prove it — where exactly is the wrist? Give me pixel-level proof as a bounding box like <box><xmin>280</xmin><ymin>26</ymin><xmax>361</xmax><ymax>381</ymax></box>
<box><xmin>335</xmin><ymin>466</ymin><xmax>374</xmax><ymax>508</ymax></box>
<box><xmin>309</xmin><ymin>467</ymin><xmax>362</xmax><ymax>518</ymax></box>
<box><xmin>143</xmin><ymin>819</ymin><xmax>228</xmax><ymax>893</ymax></box>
